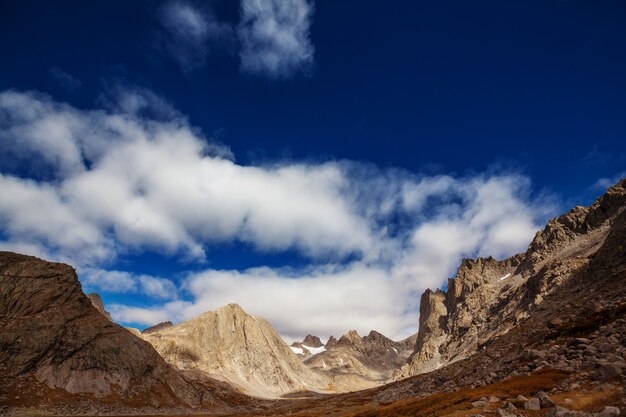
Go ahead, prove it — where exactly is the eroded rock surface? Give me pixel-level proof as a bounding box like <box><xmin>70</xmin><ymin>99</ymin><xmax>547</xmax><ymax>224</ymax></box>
<box><xmin>0</xmin><ymin>252</ymin><xmax>253</xmax><ymax>414</ymax></box>
<box><xmin>303</xmin><ymin>330</ymin><xmax>416</xmax><ymax>391</ymax></box>
<box><xmin>140</xmin><ymin>303</ymin><xmax>330</xmax><ymax>399</ymax></box>
<box><xmin>400</xmin><ymin>179</ymin><xmax>626</xmax><ymax>379</ymax></box>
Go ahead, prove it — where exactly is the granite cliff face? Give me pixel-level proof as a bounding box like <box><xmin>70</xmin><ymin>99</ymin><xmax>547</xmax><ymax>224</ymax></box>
<box><xmin>140</xmin><ymin>304</ymin><xmax>330</xmax><ymax>399</ymax></box>
<box><xmin>0</xmin><ymin>252</ymin><xmax>252</xmax><ymax>414</ymax></box>
<box><xmin>400</xmin><ymin>179</ymin><xmax>626</xmax><ymax>378</ymax></box>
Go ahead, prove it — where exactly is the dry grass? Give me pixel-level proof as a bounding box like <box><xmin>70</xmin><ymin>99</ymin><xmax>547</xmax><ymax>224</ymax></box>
<box><xmin>344</xmin><ymin>369</ymin><xmax>570</xmax><ymax>417</ymax></box>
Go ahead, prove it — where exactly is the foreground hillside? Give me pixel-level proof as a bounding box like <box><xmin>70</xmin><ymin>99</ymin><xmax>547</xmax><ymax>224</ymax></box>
<box><xmin>0</xmin><ymin>252</ymin><xmax>260</xmax><ymax>415</ymax></box>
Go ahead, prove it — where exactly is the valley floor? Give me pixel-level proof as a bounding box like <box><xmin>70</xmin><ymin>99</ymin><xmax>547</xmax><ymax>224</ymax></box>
<box><xmin>58</xmin><ymin>369</ymin><xmax>621</xmax><ymax>417</ymax></box>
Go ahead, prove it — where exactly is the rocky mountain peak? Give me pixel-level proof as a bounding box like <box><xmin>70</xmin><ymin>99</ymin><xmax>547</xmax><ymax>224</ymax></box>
<box><xmin>215</xmin><ymin>302</ymin><xmax>247</xmax><ymax>316</ymax></box>
<box><xmin>399</xmin><ymin>178</ymin><xmax>626</xmax><ymax>379</ymax></box>
<box><xmin>302</xmin><ymin>334</ymin><xmax>323</xmax><ymax>347</ymax></box>
<box><xmin>325</xmin><ymin>335</ymin><xmax>338</xmax><ymax>348</ymax></box>
<box><xmin>142</xmin><ymin>321</ymin><xmax>173</xmax><ymax>334</ymax></box>
<box><xmin>139</xmin><ymin>303</ymin><xmax>329</xmax><ymax>398</ymax></box>
<box><xmin>516</xmin><ymin>178</ymin><xmax>626</xmax><ymax>276</ymax></box>
<box><xmin>86</xmin><ymin>292</ymin><xmax>112</xmax><ymax>321</ymax></box>
<box><xmin>337</xmin><ymin>330</ymin><xmax>363</xmax><ymax>348</ymax></box>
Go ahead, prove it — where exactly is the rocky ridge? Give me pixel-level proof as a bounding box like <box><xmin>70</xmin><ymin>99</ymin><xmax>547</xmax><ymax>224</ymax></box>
<box><xmin>139</xmin><ymin>304</ymin><xmax>331</xmax><ymax>399</ymax></box>
<box><xmin>243</xmin><ymin>179</ymin><xmax>626</xmax><ymax>416</ymax></box>
<box><xmin>290</xmin><ymin>335</ymin><xmax>326</xmax><ymax>360</ymax></box>
<box><xmin>142</xmin><ymin>321</ymin><xmax>173</xmax><ymax>334</ymax></box>
<box><xmin>302</xmin><ymin>330</ymin><xmax>416</xmax><ymax>391</ymax></box>
<box><xmin>399</xmin><ymin>179</ymin><xmax>626</xmax><ymax>378</ymax></box>
<box><xmin>0</xmin><ymin>252</ymin><xmax>255</xmax><ymax>415</ymax></box>
<box><xmin>87</xmin><ymin>292</ymin><xmax>112</xmax><ymax>321</ymax></box>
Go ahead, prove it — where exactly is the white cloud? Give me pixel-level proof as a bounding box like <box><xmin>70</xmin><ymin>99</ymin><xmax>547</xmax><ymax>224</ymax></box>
<box><xmin>80</xmin><ymin>268</ymin><xmax>178</xmax><ymax>300</ymax></box>
<box><xmin>0</xmin><ymin>89</ymin><xmax>377</xmax><ymax>265</ymax></box>
<box><xmin>97</xmin><ymin>171</ymin><xmax>552</xmax><ymax>339</ymax></box>
<box><xmin>158</xmin><ymin>1</ymin><xmax>234</xmax><ymax>73</ymax></box>
<box><xmin>238</xmin><ymin>0</ymin><xmax>315</xmax><ymax>78</ymax></box>
<box><xmin>0</xmin><ymin>87</ymin><xmax>556</xmax><ymax>340</ymax></box>
<box><xmin>593</xmin><ymin>172</ymin><xmax>626</xmax><ymax>191</ymax></box>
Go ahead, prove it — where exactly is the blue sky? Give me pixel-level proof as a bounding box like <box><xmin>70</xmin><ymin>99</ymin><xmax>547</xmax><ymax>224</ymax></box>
<box><xmin>0</xmin><ymin>0</ymin><xmax>624</xmax><ymax>341</ymax></box>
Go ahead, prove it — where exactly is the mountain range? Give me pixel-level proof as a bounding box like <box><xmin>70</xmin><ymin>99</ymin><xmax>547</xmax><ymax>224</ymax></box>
<box><xmin>1</xmin><ymin>179</ymin><xmax>625</xmax><ymax>415</ymax></box>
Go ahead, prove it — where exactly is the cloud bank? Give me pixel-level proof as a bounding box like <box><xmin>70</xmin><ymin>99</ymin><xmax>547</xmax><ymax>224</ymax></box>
<box><xmin>0</xmin><ymin>88</ymin><xmax>555</xmax><ymax>340</ymax></box>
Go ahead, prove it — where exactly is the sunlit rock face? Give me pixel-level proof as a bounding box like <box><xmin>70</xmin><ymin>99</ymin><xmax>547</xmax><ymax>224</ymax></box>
<box><xmin>399</xmin><ymin>179</ymin><xmax>626</xmax><ymax>378</ymax></box>
<box><xmin>140</xmin><ymin>303</ymin><xmax>331</xmax><ymax>398</ymax></box>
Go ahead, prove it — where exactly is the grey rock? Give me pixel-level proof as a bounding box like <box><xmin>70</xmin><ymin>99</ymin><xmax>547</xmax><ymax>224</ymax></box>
<box><xmin>537</xmin><ymin>390</ymin><xmax>556</xmax><ymax>408</ymax></box>
<box><xmin>497</xmin><ymin>409</ymin><xmax>516</xmax><ymax>417</ymax></box>
<box><xmin>596</xmin><ymin>363</ymin><xmax>623</xmax><ymax>381</ymax></box>
<box><xmin>599</xmin><ymin>406</ymin><xmax>621</xmax><ymax>417</ymax></box>
<box><xmin>524</xmin><ymin>397</ymin><xmax>541</xmax><ymax>410</ymax></box>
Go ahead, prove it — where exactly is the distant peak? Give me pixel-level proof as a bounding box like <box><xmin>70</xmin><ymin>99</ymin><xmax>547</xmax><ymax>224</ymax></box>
<box><xmin>302</xmin><ymin>334</ymin><xmax>323</xmax><ymax>347</ymax></box>
<box><xmin>338</xmin><ymin>330</ymin><xmax>362</xmax><ymax>346</ymax></box>
<box><xmin>142</xmin><ymin>321</ymin><xmax>173</xmax><ymax>334</ymax></box>
<box><xmin>217</xmin><ymin>303</ymin><xmax>247</xmax><ymax>314</ymax></box>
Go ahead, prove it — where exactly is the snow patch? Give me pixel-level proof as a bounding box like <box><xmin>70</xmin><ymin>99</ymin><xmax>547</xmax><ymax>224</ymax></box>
<box><xmin>303</xmin><ymin>344</ymin><xmax>326</xmax><ymax>355</ymax></box>
<box><xmin>290</xmin><ymin>346</ymin><xmax>304</xmax><ymax>355</ymax></box>
<box><xmin>499</xmin><ymin>273</ymin><xmax>511</xmax><ymax>281</ymax></box>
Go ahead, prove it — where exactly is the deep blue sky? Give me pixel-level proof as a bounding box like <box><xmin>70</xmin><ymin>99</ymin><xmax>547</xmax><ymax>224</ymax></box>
<box><xmin>2</xmin><ymin>1</ymin><xmax>624</xmax><ymax>192</ymax></box>
<box><xmin>1</xmin><ymin>1</ymin><xmax>625</xmax><ymax>335</ymax></box>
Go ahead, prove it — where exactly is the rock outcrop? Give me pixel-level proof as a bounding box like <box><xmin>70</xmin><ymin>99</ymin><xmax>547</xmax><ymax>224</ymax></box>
<box><xmin>140</xmin><ymin>304</ymin><xmax>330</xmax><ymax>399</ymax></box>
<box><xmin>303</xmin><ymin>329</ymin><xmax>415</xmax><ymax>391</ymax></box>
<box><xmin>142</xmin><ymin>321</ymin><xmax>173</xmax><ymax>334</ymax></box>
<box><xmin>290</xmin><ymin>335</ymin><xmax>327</xmax><ymax>360</ymax></box>
<box><xmin>86</xmin><ymin>292</ymin><xmax>112</xmax><ymax>321</ymax></box>
<box><xmin>0</xmin><ymin>252</ymin><xmax>253</xmax><ymax>414</ymax></box>
<box><xmin>400</xmin><ymin>178</ymin><xmax>626</xmax><ymax>378</ymax></box>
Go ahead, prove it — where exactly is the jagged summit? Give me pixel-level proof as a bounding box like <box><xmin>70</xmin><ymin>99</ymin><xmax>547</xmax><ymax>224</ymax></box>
<box><xmin>303</xmin><ymin>334</ymin><xmax>323</xmax><ymax>347</ymax></box>
<box><xmin>140</xmin><ymin>303</ymin><xmax>330</xmax><ymax>398</ymax></box>
<box><xmin>302</xmin><ymin>328</ymin><xmax>414</xmax><ymax>391</ymax></box>
<box><xmin>86</xmin><ymin>292</ymin><xmax>112</xmax><ymax>321</ymax></box>
<box><xmin>142</xmin><ymin>321</ymin><xmax>173</xmax><ymax>334</ymax></box>
<box><xmin>399</xmin><ymin>178</ymin><xmax>626</xmax><ymax>378</ymax></box>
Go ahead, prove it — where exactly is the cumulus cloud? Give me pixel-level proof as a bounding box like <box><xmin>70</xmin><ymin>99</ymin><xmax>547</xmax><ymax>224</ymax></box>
<box><xmin>106</xmin><ymin>169</ymin><xmax>552</xmax><ymax>339</ymax></box>
<box><xmin>80</xmin><ymin>268</ymin><xmax>178</xmax><ymax>299</ymax></box>
<box><xmin>0</xmin><ymin>89</ymin><xmax>378</xmax><ymax>265</ymax></box>
<box><xmin>158</xmin><ymin>1</ymin><xmax>234</xmax><ymax>73</ymax></box>
<box><xmin>0</xmin><ymin>88</ymin><xmax>556</xmax><ymax>339</ymax></box>
<box><xmin>238</xmin><ymin>0</ymin><xmax>315</xmax><ymax>78</ymax></box>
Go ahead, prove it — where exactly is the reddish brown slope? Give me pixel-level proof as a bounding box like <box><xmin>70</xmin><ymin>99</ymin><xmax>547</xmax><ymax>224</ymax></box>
<box><xmin>0</xmin><ymin>251</ymin><xmax>256</xmax><ymax>415</ymax></box>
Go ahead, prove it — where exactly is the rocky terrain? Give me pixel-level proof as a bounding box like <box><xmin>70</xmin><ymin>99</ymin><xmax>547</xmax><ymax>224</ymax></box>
<box><xmin>290</xmin><ymin>335</ymin><xmax>327</xmax><ymax>360</ymax></box>
<box><xmin>298</xmin><ymin>330</ymin><xmax>415</xmax><ymax>391</ymax></box>
<box><xmin>399</xmin><ymin>178</ymin><xmax>626</xmax><ymax>380</ymax></box>
<box><xmin>222</xmin><ymin>179</ymin><xmax>626</xmax><ymax>415</ymax></box>
<box><xmin>87</xmin><ymin>292</ymin><xmax>112</xmax><ymax>321</ymax></box>
<box><xmin>139</xmin><ymin>304</ymin><xmax>331</xmax><ymax>399</ymax></box>
<box><xmin>0</xmin><ymin>252</ymin><xmax>256</xmax><ymax>415</ymax></box>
